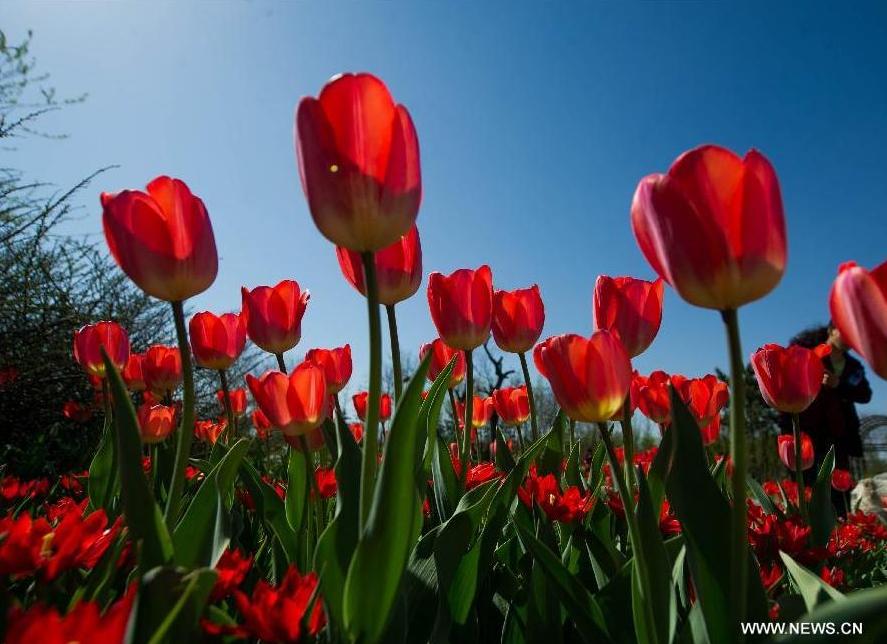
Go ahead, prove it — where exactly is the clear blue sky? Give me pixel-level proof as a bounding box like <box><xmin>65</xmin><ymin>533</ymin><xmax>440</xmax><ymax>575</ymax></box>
<box><xmin>5</xmin><ymin>1</ymin><xmax>886</xmax><ymax>413</ymax></box>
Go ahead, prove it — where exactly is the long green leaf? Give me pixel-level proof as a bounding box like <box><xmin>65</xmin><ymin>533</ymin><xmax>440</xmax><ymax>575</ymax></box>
<box><xmin>285</xmin><ymin>446</ymin><xmax>308</xmax><ymax>533</ymax></box>
<box><xmin>239</xmin><ymin>460</ymin><xmax>299</xmax><ymax>562</ymax></box>
<box><xmin>779</xmin><ymin>551</ymin><xmax>844</xmax><ymax>613</ymax></box>
<box><xmin>774</xmin><ymin>584</ymin><xmax>887</xmax><ymax>643</ymax></box>
<box><xmin>633</xmin><ymin>469</ymin><xmax>673</xmax><ymax>644</ymax></box>
<box><xmin>809</xmin><ymin>447</ymin><xmax>836</xmax><ymax>547</ymax></box>
<box><xmin>88</xmin><ymin>415</ymin><xmax>116</xmax><ymax>512</ymax></box>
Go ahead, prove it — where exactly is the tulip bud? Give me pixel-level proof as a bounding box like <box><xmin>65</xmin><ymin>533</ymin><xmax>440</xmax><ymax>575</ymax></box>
<box><xmin>492</xmin><ymin>285</ymin><xmax>545</xmax><ymax>354</ymax></box>
<box><xmin>419</xmin><ymin>339</ymin><xmax>466</xmax><ymax>387</ymax></box>
<box><xmin>143</xmin><ymin>345</ymin><xmax>183</xmax><ymax>395</ymax></box>
<box><xmin>138</xmin><ymin>403</ymin><xmax>176</xmax><ymax>444</ymax></box>
<box><xmin>491</xmin><ymin>386</ymin><xmax>530</xmax><ymax>427</ymax></box>
<box><xmin>304</xmin><ymin>345</ymin><xmax>352</xmax><ymax>394</ymax></box>
<box><xmin>189</xmin><ymin>311</ymin><xmax>247</xmax><ymax>370</ymax></box>
<box><xmin>241</xmin><ymin>280</ymin><xmax>310</xmax><ymax>355</ymax></box>
<box><xmin>750</xmin><ymin>343</ymin><xmax>830</xmax><ymax>413</ymax></box>
<box><xmin>829</xmin><ymin>260</ymin><xmax>887</xmax><ymax>380</ymax></box>
<box><xmin>427</xmin><ymin>265</ymin><xmax>493</xmax><ymax>351</ymax></box>
<box><xmin>336</xmin><ymin>225</ymin><xmax>422</xmax><ymax>305</ymax></box>
<box><xmin>593</xmin><ymin>275</ymin><xmax>663</xmax><ymax>358</ymax></box>
<box><xmin>122</xmin><ymin>353</ymin><xmax>146</xmax><ymax>392</ymax></box>
<box><xmin>73</xmin><ymin>321</ymin><xmax>130</xmax><ymax>379</ymax></box>
<box><xmin>246</xmin><ymin>362</ymin><xmax>327</xmax><ymax>437</ymax></box>
<box><xmin>777</xmin><ymin>433</ymin><xmax>814</xmax><ymax>471</ymax></box>
<box><xmin>353</xmin><ymin>391</ymin><xmax>392</xmax><ymax>422</ymax></box>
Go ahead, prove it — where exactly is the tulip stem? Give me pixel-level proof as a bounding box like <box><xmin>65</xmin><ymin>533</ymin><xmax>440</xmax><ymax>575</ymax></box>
<box><xmin>359</xmin><ymin>251</ymin><xmax>382</xmax><ymax>532</ymax></box>
<box><xmin>460</xmin><ymin>349</ymin><xmax>474</xmax><ymax>488</ymax></box>
<box><xmin>519</xmin><ymin>352</ymin><xmax>539</xmax><ymax>442</ymax></box>
<box><xmin>275</xmin><ymin>352</ymin><xmax>287</xmax><ymax>373</ymax></box>
<box><xmin>164</xmin><ymin>300</ymin><xmax>196</xmax><ymax>528</ymax></box>
<box><xmin>621</xmin><ymin>400</ymin><xmax>637</xmax><ymax>495</ymax></box>
<box><xmin>447</xmin><ymin>388</ymin><xmax>458</xmax><ymax>433</ymax></box>
<box><xmin>385</xmin><ymin>304</ymin><xmax>403</xmax><ymax>403</ymax></box>
<box><xmin>722</xmin><ymin>307</ymin><xmax>749</xmax><ymax>630</ymax></box>
<box><xmin>791</xmin><ymin>413</ymin><xmax>808</xmax><ymax>520</ymax></box>
<box><xmin>219</xmin><ymin>369</ymin><xmax>236</xmax><ymax>444</ymax></box>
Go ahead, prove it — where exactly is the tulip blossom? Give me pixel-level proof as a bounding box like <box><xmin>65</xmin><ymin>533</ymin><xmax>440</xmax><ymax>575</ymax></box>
<box><xmin>251</xmin><ymin>409</ymin><xmax>272</xmax><ymax>440</ymax></box>
<box><xmin>314</xmin><ymin>467</ymin><xmax>338</xmax><ymax>500</ymax></box>
<box><xmin>777</xmin><ymin>433</ymin><xmax>815</xmax><ymax>471</ymax></box>
<box><xmin>751</xmin><ymin>343</ymin><xmax>831</xmax><ymax>413</ymax></box>
<box><xmin>241</xmin><ymin>280</ymin><xmax>310</xmax><ymax>355</ymax></box>
<box><xmin>670</xmin><ymin>374</ymin><xmax>729</xmax><ymax>430</ymax></box>
<box><xmin>491</xmin><ymin>386</ymin><xmax>530</xmax><ymax>426</ymax></box>
<box><xmin>246</xmin><ymin>362</ymin><xmax>327</xmax><ymax>437</ymax></box>
<box><xmin>101</xmin><ymin>176</ymin><xmax>217</xmax><ymax>302</ymax></box>
<box><xmin>349</xmin><ymin>422</ymin><xmax>364</xmax><ymax>443</ymax></box>
<box><xmin>456</xmin><ymin>395</ymin><xmax>494</xmax><ymax>429</ymax></box>
<box><xmin>217</xmin><ymin>388</ymin><xmax>247</xmax><ymax>416</ymax></box>
<box><xmin>194</xmin><ymin>419</ymin><xmax>226</xmax><ymax>444</ymax></box>
<box><xmin>296</xmin><ymin>72</ymin><xmax>421</xmax><ymax>252</ymax></box>
<box><xmin>352</xmin><ymin>391</ymin><xmax>392</xmax><ymax>422</ymax></box>
<box><xmin>832</xmin><ymin>469</ymin><xmax>854</xmax><ymax>493</ymax></box>
<box><xmin>533</xmin><ymin>332</ymin><xmax>632</xmax><ymax>423</ymax></box>
<box><xmin>122</xmin><ymin>353</ymin><xmax>146</xmax><ymax>392</ymax></box>
<box><xmin>137</xmin><ymin>403</ymin><xmax>176</xmax><ymax>444</ymax></box>
<box><xmin>630</xmin><ymin>371</ymin><xmax>672</xmax><ymax>425</ymax></box>
<box><xmin>73</xmin><ymin>321</ymin><xmax>130</xmax><ymax>379</ymax></box>
<box><xmin>142</xmin><ymin>345</ymin><xmax>182</xmax><ymax>395</ymax></box>
<box><xmin>304</xmin><ymin>344</ymin><xmax>352</xmax><ymax>394</ymax></box>
<box><xmin>593</xmin><ymin>275</ymin><xmax>664</xmax><ymax>357</ymax></box>
<box><xmin>189</xmin><ymin>311</ymin><xmax>247</xmax><ymax>371</ymax></box>
<box><xmin>829</xmin><ymin>260</ymin><xmax>887</xmax><ymax>379</ymax></box>
<box><xmin>631</xmin><ymin>145</ymin><xmax>786</xmax><ymax>310</ymax></box>
<box><xmin>284</xmin><ymin>426</ymin><xmax>325</xmax><ymax>452</ymax></box>
<box><xmin>491</xmin><ymin>285</ymin><xmax>545</xmax><ymax>354</ymax></box>
<box><xmin>62</xmin><ymin>401</ymin><xmax>92</xmax><ymax>423</ymax></box>
<box><xmin>336</xmin><ymin>225</ymin><xmax>422</xmax><ymax>305</ymax></box>
<box><xmin>418</xmin><ymin>339</ymin><xmax>466</xmax><ymax>387</ymax></box>
<box><xmin>210</xmin><ymin>549</ymin><xmax>253</xmax><ymax>603</ymax></box>
<box><xmin>427</xmin><ymin>265</ymin><xmax>493</xmax><ymax>351</ymax></box>
<box><xmin>519</xmin><ymin>468</ymin><xmax>594</xmax><ymax>523</ymax></box>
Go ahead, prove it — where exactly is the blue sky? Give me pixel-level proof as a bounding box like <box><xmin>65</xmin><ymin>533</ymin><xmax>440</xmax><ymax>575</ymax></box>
<box><xmin>5</xmin><ymin>1</ymin><xmax>886</xmax><ymax>413</ymax></box>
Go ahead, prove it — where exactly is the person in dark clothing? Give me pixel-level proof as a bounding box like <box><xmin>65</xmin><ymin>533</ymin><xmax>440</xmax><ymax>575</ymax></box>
<box><xmin>780</xmin><ymin>323</ymin><xmax>872</xmax><ymax>515</ymax></box>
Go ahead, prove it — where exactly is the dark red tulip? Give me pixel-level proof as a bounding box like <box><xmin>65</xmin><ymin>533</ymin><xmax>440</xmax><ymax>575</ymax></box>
<box><xmin>631</xmin><ymin>145</ymin><xmax>786</xmax><ymax>310</ymax></box>
<box><xmin>593</xmin><ymin>275</ymin><xmax>663</xmax><ymax>358</ymax></box>
<box><xmin>418</xmin><ymin>339</ymin><xmax>466</xmax><ymax>387</ymax></box>
<box><xmin>491</xmin><ymin>386</ymin><xmax>530</xmax><ymax>426</ymax></box>
<box><xmin>137</xmin><ymin>403</ymin><xmax>176</xmax><ymax>444</ymax></box>
<box><xmin>831</xmin><ymin>469</ymin><xmax>854</xmax><ymax>492</ymax></box>
<box><xmin>241</xmin><ymin>280</ymin><xmax>310</xmax><ymax>355</ymax></box>
<box><xmin>336</xmin><ymin>225</ymin><xmax>422</xmax><ymax>305</ymax></box>
<box><xmin>492</xmin><ymin>285</ymin><xmax>545</xmax><ymax>354</ymax></box>
<box><xmin>142</xmin><ymin>345</ymin><xmax>182</xmax><ymax>394</ymax></box>
<box><xmin>427</xmin><ymin>265</ymin><xmax>493</xmax><ymax>351</ymax></box>
<box><xmin>73</xmin><ymin>321</ymin><xmax>130</xmax><ymax>379</ymax></box>
<box><xmin>122</xmin><ymin>353</ymin><xmax>146</xmax><ymax>392</ymax></box>
<box><xmin>349</xmin><ymin>422</ymin><xmax>364</xmax><ymax>443</ymax></box>
<box><xmin>217</xmin><ymin>388</ymin><xmax>247</xmax><ymax>416</ymax></box>
<box><xmin>352</xmin><ymin>391</ymin><xmax>392</xmax><ymax>422</ymax></box>
<box><xmin>62</xmin><ymin>401</ymin><xmax>92</xmax><ymax>423</ymax></box>
<box><xmin>630</xmin><ymin>371</ymin><xmax>671</xmax><ymax>425</ymax></box>
<box><xmin>101</xmin><ymin>176</ymin><xmax>217</xmax><ymax>301</ymax></box>
<box><xmin>246</xmin><ymin>362</ymin><xmax>327</xmax><ymax>437</ymax></box>
<box><xmin>189</xmin><ymin>311</ymin><xmax>247</xmax><ymax>370</ymax></box>
<box><xmin>751</xmin><ymin>343</ymin><xmax>831</xmax><ymax>413</ymax></box>
<box><xmin>829</xmin><ymin>260</ymin><xmax>887</xmax><ymax>379</ymax></box>
<box><xmin>304</xmin><ymin>344</ymin><xmax>352</xmax><ymax>394</ymax></box>
<box><xmin>778</xmin><ymin>433</ymin><xmax>814</xmax><ymax>471</ymax></box>
<box><xmin>296</xmin><ymin>73</ymin><xmax>421</xmax><ymax>252</ymax></box>
<box><xmin>251</xmin><ymin>409</ymin><xmax>272</xmax><ymax>440</ymax></box>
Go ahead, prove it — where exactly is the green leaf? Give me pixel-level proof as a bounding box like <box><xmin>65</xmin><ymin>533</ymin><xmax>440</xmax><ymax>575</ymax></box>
<box><xmin>564</xmin><ymin>438</ymin><xmax>581</xmax><ymax>489</ymax></box>
<box><xmin>130</xmin><ymin>566</ymin><xmax>218</xmax><ymax>644</ymax></box>
<box><xmin>432</xmin><ymin>434</ymin><xmax>460</xmax><ymax>521</ymax></box>
<box><xmin>632</xmin><ymin>469</ymin><xmax>673</xmax><ymax>644</ymax></box>
<box><xmin>418</xmin><ymin>356</ymin><xmax>456</xmax><ymax>478</ymax></box>
<box><xmin>774</xmin><ymin>584</ymin><xmax>887</xmax><ymax>643</ymax></box>
<box><xmin>342</xmin><ymin>352</ymin><xmax>432</xmax><ymax>643</ymax></box>
<box><xmin>495</xmin><ymin>427</ymin><xmax>517</xmax><ymax>473</ymax></box>
<box><xmin>285</xmin><ymin>446</ymin><xmax>308</xmax><ymax>533</ymax></box>
<box><xmin>538</xmin><ymin>410</ymin><xmax>566</xmax><ymax>475</ymax></box>
<box><xmin>809</xmin><ymin>447</ymin><xmax>836</xmax><ymax>547</ymax></box>
<box><xmin>88</xmin><ymin>416</ymin><xmax>116</xmax><ymax>513</ymax></box>
<box><xmin>747</xmin><ymin>476</ymin><xmax>777</xmax><ymax>515</ymax></box>
<box><xmin>779</xmin><ymin>551</ymin><xmax>844</xmax><ymax>613</ymax></box>
<box><xmin>239</xmin><ymin>460</ymin><xmax>299</xmax><ymax>562</ymax></box>
<box><xmin>587</xmin><ymin>441</ymin><xmax>607</xmax><ymax>494</ymax></box>
<box><xmin>102</xmin><ymin>351</ymin><xmax>172</xmax><ymax>570</ymax></box>
<box><xmin>173</xmin><ymin>438</ymin><xmax>249</xmax><ymax>568</ymax></box>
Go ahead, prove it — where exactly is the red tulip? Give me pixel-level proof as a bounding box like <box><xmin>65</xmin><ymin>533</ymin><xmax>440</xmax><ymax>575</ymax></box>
<box><xmin>751</xmin><ymin>343</ymin><xmax>831</xmax><ymax>413</ymax></box>
<box><xmin>62</xmin><ymin>401</ymin><xmax>92</xmax><ymax>423</ymax></box>
<box><xmin>352</xmin><ymin>391</ymin><xmax>392</xmax><ymax>422</ymax></box>
<box><xmin>137</xmin><ymin>403</ymin><xmax>176</xmax><ymax>444</ymax></box>
<box><xmin>349</xmin><ymin>422</ymin><xmax>364</xmax><ymax>443</ymax></box>
<box><xmin>829</xmin><ymin>260</ymin><xmax>887</xmax><ymax>379</ymax></box>
<box><xmin>777</xmin><ymin>433</ymin><xmax>814</xmax><ymax>471</ymax></box>
<box><xmin>492</xmin><ymin>285</ymin><xmax>545</xmax><ymax>354</ymax></box>
<box><xmin>142</xmin><ymin>345</ymin><xmax>182</xmax><ymax>394</ymax></box>
<box><xmin>122</xmin><ymin>353</ymin><xmax>146</xmax><ymax>392</ymax></box>
<box><xmin>491</xmin><ymin>386</ymin><xmax>530</xmax><ymax>426</ymax></box>
<box><xmin>189</xmin><ymin>311</ymin><xmax>247</xmax><ymax>370</ymax></box>
<box><xmin>241</xmin><ymin>281</ymin><xmax>310</xmax><ymax>355</ymax></box>
<box><xmin>456</xmin><ymin>395</ymin><xmax>494</xmax><ymax>430</ymax></box>
<box><xmin>831</xmin><ymin>469</ymin><xmax>854</xmax><ymax>493</ymax></box>
<box><xmin>336</xmin><ymin>225</ymin><xmax>422</xmax><ymax>305</ymax></box>
<box><xmin>284</xmin><ymin>426</ymin><xmax>325</xmax><ymax>452</ymax></box>
<box><xmin>304</xmin><ymin>344</ymin><xmax>352</xmax><ymax>394</ymax></box>
<box><xmin>630</xmin><ymin>371</ymin><xmax>672</xmax><ymax>425</ymax></box>
<box><xmin>246</xmin><ymin>362</ymin><xmax>327</xmax><ymax>437</ymax></box>
<box><xmin>631</xmin><ymin>145</ymin><xmax>786</xmax><ymax>310</ymax></box>
<box><xmin>593</xmin><ymin>275</ymin><xmax>663</xmax><ymax>357</ymax></box>
<box><xmin>533</xmin><ymin>332</ymin><xmax>631</xmax><ymax>422</ymax></box>
<box><xmin>101</xmin><ymin>176</ymin><xmax>217</xmax><ymax>301</ymax></box>
<box><xmin>700</xmin><ymin>414</ymin><xmax>721</xmax><ymax>446</ymax></box>
<box><xmin>73</xmin><ymin>321</ymin><xmax>130</xmax><ymax>379</ymax></box>
<box><xmin>427</xmin><ymin>265</ymin><xmax>493</xmax><ymax>351</ymax></box>
<box><xmin>194</xmin><ymin>419</ymin><xmax>227</xmax><ymax>444</ymax></box>
<box><xmin>418</xmin><ymin>339</ymin><xmax>466</xmax><ymax>387</ymax></box>
<box><xmin>296</xmin><ymin>73</ymin><xmax>421</xmax><ymax>252</ymax></box>
<box><xmin>251</xmin><ymin>409</ymin><xmax>272</xmax><ymax>440</ymax></box>
<box><xmin>670</xmin><ymin>374</ymin><xmax>729</xmax><ymax>430</ymax></box>
<box><xmin>217</xmin><ymin>388</ymin><xmax>247</xmax><ymax>416</ymax></box>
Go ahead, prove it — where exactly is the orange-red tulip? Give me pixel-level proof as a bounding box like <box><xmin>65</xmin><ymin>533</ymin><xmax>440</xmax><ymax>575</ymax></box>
<box><xmin>593</xmin><ymin>275</ymin><xmax>663</xmax><ymax>358</ymax></box>
<box><xmin>304</xmin><ymin>345</ymin><xmax>352</xmax><ymax>394</ymax></box>
<box><xmin>831</xmin><ymin>469</ymin><xmax>854</xmax><ymax>492</ymax></box>
<box><xmin>296</xmin><ymin>72</ymin><xmax>421</xmax><ymax>252</ymax></box>
<box><xmin>352</xmin><ymin>391</ymin><xmax>392</xmax><ymax>422</ymax></box>
<box><xmin>284</xmin><ymin>426</ymin><xmax>325</xmax><ymax>452</ymax></box>
<box><xmin>427</xmin><ymin>265</ymin><xmax>493</xmax><ymax>351</ymax></box>
<box><xmin>631</xmin><ymin>145</ymin><xmax>786</xmax><ymax>310</ymax></box>
<box><xmin>73</xmin><ymin>321</ymin><xmax>130</xmax><ymax>379</ymax></box>
<box><xmin>138</xmin><ymin>403</ymin><xmax>176</xmax><ymax>444</ymax></box>
<box><xmin>829</xmin><ymin>260</ymin><xmax>887</xmax><ymax>380</ymax></box>
<box><xmin>670</xmin><ymin>374</ymin><xmax>729</xmax><ymax>430</ymax></box>
<box><xmin>349</xmin><ymin>422</ymin><xmax>364</xmax><ymax>443</ymax></box>
<box><xmin>456</xmin><ymin>395</ymin><xmax>494</xmax><ymax>430</ymax></box>
<box><xmin>217</xmin><ymin>388</ymin><xmax>247</xmax><ymax>416</ymax></box>
<box><xmin>101</xmin><ymin>176</ymin><xmax>218</xmax><ymax>301</ymax></box>
<box><xmin>194</xmin><ymin>419</ymin><xmax>227</xmax><ymax>444</ymax></box>
<box><xmin>491</xmin><ymin>386</ymin><xmax>530</xmax><ymax>426</ymax></box>
<box><xmin>336</xmin><ymin>225</ymin><xmax>422</xmax><ymax>305</ymax></box>
<box><xmin>751</xmin><ymin>343</ymin><xmax>831</xmax><ymax>413</ymax></box>
<box><xmin>492</xmin><ymin>285</ymin><xmax>545</xmax><ymax>354</ymax></box>
<box><xmin>630</xmin><ymin>371</ymin><xmax>672</xmax><ymax>425</ymax></box>
<box><xmin>143</xmin><ymin>345</ymin><xmax>182</xmax><ymax>395</ymax></box>
<box><xmin>533</xmin><ymin>332</ymin><xmax>631</xmax><ymax>423</ymax></box>
<box><xmin>777</xmin><ymin>433</ymin><xmax>814</xmax><ymax>471</ymax></box>
<box><xmin>419</xmin><ymin>339</ymin><xmax>466</xmax><ymax>387</ymax></box>
<box><xmin>122</xmin><ymin>353</ymin><xmax>146</xmax><ymax>392</ymax></box>
<box><xmin>252</xmin><ymin>409</ymin><xmax>272</xmax><ymax>440</ymax></box>
<box><xmin>189</xmin><ymin>311</ymin><xmax>247</xmax><ymax>370</ymax></box>
<box><xmin>241</xmin><ymin>280</ymin><xmax>310</xmax><ymax>355</ymax></box>
<box><xmin>246</xmin><ymin>362</ymin><xmax>327</xmax><ymax>437</ymax></box>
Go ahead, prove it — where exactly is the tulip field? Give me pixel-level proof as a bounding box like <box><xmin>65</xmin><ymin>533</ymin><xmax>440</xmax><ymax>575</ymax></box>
<box><xmin>3</xmin><ymin>69</ymin><xmax>887</xmax><ymax>644</ymax></box>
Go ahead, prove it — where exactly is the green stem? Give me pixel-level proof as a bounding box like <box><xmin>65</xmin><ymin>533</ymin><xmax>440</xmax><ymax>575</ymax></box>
<box><xmin>164</xmin><ymin>300</ymin><xmax>196</xmax><ymax>528</ymax></box>
<box><xmin>219</xmin><ymin>369</ymin><xmax>236</xmax><ymax>445</ymax></box>
<box><xmin>359</xmin><ymin>251</ymin><xmax>382</xmax><ymax>531</ymax></box>
<box><xmin>275</xmin><ymin>352</ymin><xmax>287</xmax><ymax>373</ymax></box>
<box><xmin>385</xmin><ymin>304</ymin><xmax>403</xmax><ymax>403</ymax></box>
<box><xmin>460</xmin><ymin>349</ymin><xmax>474</xmax><ymax>488</ymax></box>
<box><xmin>514</xmin><ymin>423</ymin><xmax>525</xmax><ymax>453</ymax></box>
<box><xmin>722</xmin><ymin>308</ymin><xmax>748</xmax><ymax>629</ymax></box>
<box><xmin>447</xmin><ymin>388</ymin><xmax>458</xmax><ymax>433</ymax></box>
<box><xmin>621</xmin><ymin>398</ymin><xmax>637</xmax><ymax>499</ymax></box>
<box><xmin>791</xmin><ymin>414</ymin><xmax>807</xmax><ymax>520</ymax></box>
<box><xmin>519</xmin><ymin>352</ymin><xmax>539</xmax><ymax>441</ymax></box>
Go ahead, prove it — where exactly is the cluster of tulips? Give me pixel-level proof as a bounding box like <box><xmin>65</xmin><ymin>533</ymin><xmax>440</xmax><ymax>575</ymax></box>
<box><xmin>2</xmin><ymin>71</ymin><xmax>887</xmax><ymax>643</ymax></box>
